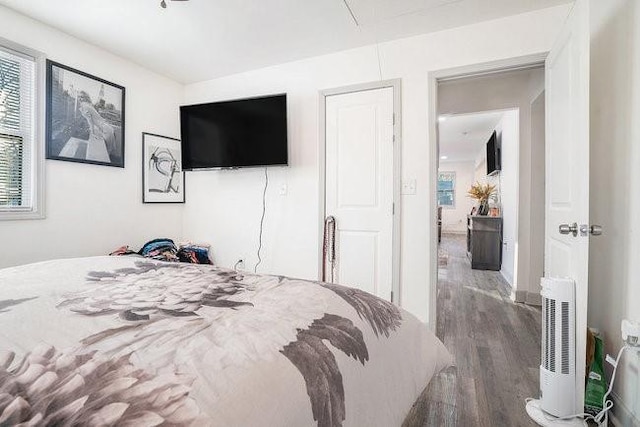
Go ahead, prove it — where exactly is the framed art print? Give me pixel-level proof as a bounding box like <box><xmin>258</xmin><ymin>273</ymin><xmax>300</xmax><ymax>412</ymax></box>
<box><xmin>46</xmin><ymin>60</ymin><xmax>125</xmax><ymax>167</ymax></box>
<box><xmin>142</xmin><ymin>132</ymin><xmax>185</xmax><ymax>203</ymax></box>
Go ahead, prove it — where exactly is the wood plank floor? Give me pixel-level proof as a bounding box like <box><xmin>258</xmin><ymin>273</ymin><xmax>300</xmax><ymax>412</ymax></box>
<box><xmin>421</xmin><ymin>233</ymin><xmax>542</xmax><ymax>426</ymax></box>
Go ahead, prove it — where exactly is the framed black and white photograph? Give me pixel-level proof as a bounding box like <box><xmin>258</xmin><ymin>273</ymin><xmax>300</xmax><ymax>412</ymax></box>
<box><xmin>46</xmin><ymin>60</ymin><xmax>125</xmax><ymax>167</ymax></box>
<box><xmin>142</xmin><ymin>133</ymin><xmax>185</xmax><ymax>203</ymax></box>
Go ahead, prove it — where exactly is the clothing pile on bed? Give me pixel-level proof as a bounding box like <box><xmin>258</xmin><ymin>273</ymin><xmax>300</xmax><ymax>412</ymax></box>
<box><xmin>109</xmin><ymin>238</ymin><xmax>213</xmax><ymax>264</ymax></box>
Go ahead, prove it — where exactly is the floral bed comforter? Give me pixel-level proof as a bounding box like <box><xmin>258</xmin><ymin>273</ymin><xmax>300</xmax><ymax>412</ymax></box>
<box><xmin>0</xmin><ymin>256</ymin><xmax>451</xmax><ymax>426</ymax></box>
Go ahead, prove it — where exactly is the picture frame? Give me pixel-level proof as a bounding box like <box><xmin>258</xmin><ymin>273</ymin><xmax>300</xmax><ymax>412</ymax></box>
<box><xmin>142</xmin><ymin>132</ymin><xmax>185</xmax><ymax>204</ymax></box>
<box><xmin>46</xmin><ymin>60</ymin><xmax>126</xmax><ymax>167</ymax></box>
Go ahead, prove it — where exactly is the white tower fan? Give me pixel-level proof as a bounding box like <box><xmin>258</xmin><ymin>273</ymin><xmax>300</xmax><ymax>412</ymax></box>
<box><xmin>526</xmin><ymin>278</ymin><xmax>586</xmax><ymax>426</ymax></box>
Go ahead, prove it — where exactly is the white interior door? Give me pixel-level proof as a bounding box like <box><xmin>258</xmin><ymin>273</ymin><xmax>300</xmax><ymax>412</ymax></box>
<box><xmin>325</xmin><ymin>87</ymin><xmax>394</xmax><ymax>302</ymax></box>
<box><xmin>545</xmin><ymin>0</ymin><xmax>590</xmax><ymax>414</ymax></box>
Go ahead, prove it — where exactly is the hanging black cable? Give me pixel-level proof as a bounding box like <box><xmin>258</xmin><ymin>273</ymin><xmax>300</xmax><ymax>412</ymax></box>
<box><xmin>254</xmin><ymin>167</ymin><xmax>268</xmax><ymax>273</ymax></box>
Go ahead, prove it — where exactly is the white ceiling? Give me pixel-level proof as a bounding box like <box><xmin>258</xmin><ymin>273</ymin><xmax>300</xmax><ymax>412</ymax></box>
<box><xmin>438</xmin><ymin>110</ymin><xmax>503</xmax><ymax>163</ymax></box>
<box><xmin>0</xmin><ymin>0</ymin><xmax>571</xmax><ymax>83</ymax></box>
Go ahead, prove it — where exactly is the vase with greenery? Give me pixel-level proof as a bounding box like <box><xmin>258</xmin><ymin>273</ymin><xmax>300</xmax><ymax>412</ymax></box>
<box><xmin>467</xmin><ymin>182</ymin><xmax>497</xmax><ymax>216</ymax></box>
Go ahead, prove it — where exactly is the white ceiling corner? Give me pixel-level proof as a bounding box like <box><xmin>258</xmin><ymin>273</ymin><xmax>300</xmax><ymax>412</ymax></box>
<box><xmin>0</xmin><ymin>0</ymin><xmax>573</xmax><ymax>84</ymax></box>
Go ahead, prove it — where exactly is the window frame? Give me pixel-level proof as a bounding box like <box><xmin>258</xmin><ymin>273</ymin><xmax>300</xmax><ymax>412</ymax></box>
<box><xmin>437</xmin><ymin>171</ymin><xmax>456</xmax><ymax>208</ymax></box>
<box><xmin>0</xmin><ymin>37</ymin><xmax>45</xmax><ymax>221</ymax></box>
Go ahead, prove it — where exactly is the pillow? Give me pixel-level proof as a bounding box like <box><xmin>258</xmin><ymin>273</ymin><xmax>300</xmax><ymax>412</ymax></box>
<box><xmin>109</xmin><ymin>245</ymin><xmax>137</xmax><ymax>256</ymax></box>
<box><xmin>177</xmin><ymin>243</ymin><xmax>213</xmax><ymax>265</ymax></box>
<box><xmin>138</xmin><ymin>238</ymin><xmax>179</xmax><ymax>262</ymax></box>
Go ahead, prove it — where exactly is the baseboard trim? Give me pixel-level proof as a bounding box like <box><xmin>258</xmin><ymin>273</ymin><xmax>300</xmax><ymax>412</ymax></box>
<box><xmin>610</xmin><ymin>391</ymin><xmax>640</xmax><ymax>427</ymax></box>
<box><xmin>525</xmin><ymin>291</ymin><xmax>542</xmax><ymax>306</ymax></box>
<box><xmin>511</xmin><ymin>289</ymin><xmax>527</xmax><ymax>303</ymax></box>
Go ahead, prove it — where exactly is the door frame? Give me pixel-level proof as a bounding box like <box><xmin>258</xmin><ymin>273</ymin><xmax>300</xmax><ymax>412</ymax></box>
<box><xmin>427</xmin><ymin>53</ymin><xmax>548</xmax><ymax>328</ymax></box>
<box><xmin>318</xmin><ymin>79</ymin><xmax>402</xmax><ymax>304</ymax></box>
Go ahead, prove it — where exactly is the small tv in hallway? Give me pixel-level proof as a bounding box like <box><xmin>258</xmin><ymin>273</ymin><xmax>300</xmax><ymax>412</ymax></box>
<box><xmin>486</xmin><ymin>131</ymin><xmax>501</xmax><ymax>176</ymax></box>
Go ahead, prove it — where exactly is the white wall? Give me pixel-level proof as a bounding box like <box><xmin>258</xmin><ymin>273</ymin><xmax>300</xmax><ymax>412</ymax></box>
<box><xmin>474</xmin><ymin>159</ymin><xmax>487</xmax><ymax>183</ymax></box>
<box><xmin>438</xmin><ymin>161</ymin><xmax>475</xmax><ymax>233</ymax></box>
<box><xmin>495</xmin><ymin>111</ymin><xmax>519</xmax><ymax>286</ymax></box>
<box><xmin>181</xmin><ymin>5</ymin><xmax>570</xmax><ymax>323</ymax></box>
<box><xmin>0</xmin><ymin>6</ymin><xmax>184</xmax><ymax>268</ymax></box>
<box><xmin>468</xmin><ymin>111</ymin><xmax>519</xmax><ymax>286</ymax></box>
<box><xmin>474</xmin><ymin>147</ymin><xmax>493</xmax><ymax>185</ymax></box>
<box><xmin>589</xmin><ymin>0</ymin><xmax>640</xmax><ymax>423</ymax></box>
<box><xmin>438</xmin><ymin>68</ymin><xmax>545</xmax><ymax>300</ymax></box>
<box><xmin>529</xmin><ymin>91</ymin><xmax>545</xmax><ymax>306</ymax></box>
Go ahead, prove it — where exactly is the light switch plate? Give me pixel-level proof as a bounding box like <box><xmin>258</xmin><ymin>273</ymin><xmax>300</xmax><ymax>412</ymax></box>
<box><xmin>401</xmin><ymin>179</ymin><xmax>417</xmax><ymax>195</ymax></box>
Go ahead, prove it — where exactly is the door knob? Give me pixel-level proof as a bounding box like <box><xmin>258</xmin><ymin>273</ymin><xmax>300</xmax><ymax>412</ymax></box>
<box><xmin>589</xmin><ymin>225</ymin><xmax>603</xmax><ymax>236</ymax></box>
<box><xmin>559</xmin><ymin>222</ymin><xmax>578</xmax><ymax>237</ymax></box>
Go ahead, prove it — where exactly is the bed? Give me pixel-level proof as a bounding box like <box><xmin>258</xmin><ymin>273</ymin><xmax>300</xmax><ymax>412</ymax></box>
<box><xmin>0</xmin><ymin>256</ymin><xmax>451</xmax><ymax>426</ymax></box>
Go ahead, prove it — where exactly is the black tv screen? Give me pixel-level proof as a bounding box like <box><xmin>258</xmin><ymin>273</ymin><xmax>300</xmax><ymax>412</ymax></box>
<box><xmin>486</xmin><ymin>130</ymin><xmax>501</xmax><ymax>176</ymax></box>
<box><xmin>180</xmin><ymin>94</ymin><xmax>288</xmax><ymax>169</ymax></box>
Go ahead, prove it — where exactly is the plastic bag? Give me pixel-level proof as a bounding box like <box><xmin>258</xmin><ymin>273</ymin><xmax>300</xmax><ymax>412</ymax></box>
<box><xmin>585</xmin><ymin>333</ymin><xmax>607</xmax><ymax>415</ymax></box>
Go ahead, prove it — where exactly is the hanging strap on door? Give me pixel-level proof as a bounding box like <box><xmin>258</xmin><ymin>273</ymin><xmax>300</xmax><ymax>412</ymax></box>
<box><xmin>322</xmin><ymin>216</ymin><xmax>336</xmax><ymax>283</ymax></box>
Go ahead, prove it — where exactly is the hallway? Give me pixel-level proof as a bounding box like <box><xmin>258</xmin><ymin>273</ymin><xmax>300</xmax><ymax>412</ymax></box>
<box><xmin>421</xmin><ymin>233</ymin><xmax>542</xmax><ymax>426</ymax></box>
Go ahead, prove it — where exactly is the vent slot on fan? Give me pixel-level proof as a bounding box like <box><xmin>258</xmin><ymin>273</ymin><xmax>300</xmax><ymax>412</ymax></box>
<box><xmin>549</xmin><ymin>299</ymin><xmax>556</xmax><ymax>372</ymax></box>
<box><xmin>561</xmin><ymin>301</ymin><xmax>570</xmax><ymax>374</ymax></box>
<box><xmin>544</xmin><ymin>298</ymin><xmax>550</xmax><ymax>370</ymax></box>
<box><xmin>540</xmin><ymin>298</ymin><xmax>549</xmax><ymax>368</ymax></box>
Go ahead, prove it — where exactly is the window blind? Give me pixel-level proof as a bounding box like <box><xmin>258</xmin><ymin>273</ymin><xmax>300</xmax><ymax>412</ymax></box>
<box><xmin>0</xmin><ymin>45</ymin><xmax>35</xmax><ymax>211</ymax></box>
<box><xmin>437</xmin><ymin>171</ymin><xmax>455</xmax><ymax>207</ymax></box>
<box><xmin>0</xmin><ymin>133</ymin><xmax>23</xmax><ymax>206</ymax></box>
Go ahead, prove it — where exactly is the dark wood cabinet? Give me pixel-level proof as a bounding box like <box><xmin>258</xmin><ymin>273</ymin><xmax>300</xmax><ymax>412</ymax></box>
<box><xmin>467</xmin><ymin>215</ymin><xmax>502</xmax><ymax>270</ymax></box>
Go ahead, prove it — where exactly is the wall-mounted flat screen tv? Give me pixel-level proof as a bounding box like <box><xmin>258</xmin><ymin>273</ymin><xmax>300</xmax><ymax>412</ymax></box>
<box><xmin>486</xmin><ymin>130</ymin><xmax>501</xmax><ymax>176</ymax></box>
<box><xmin>180</xmin><ymin>94</ymin><xmax>288</xmax><ymax>169</ymax></box>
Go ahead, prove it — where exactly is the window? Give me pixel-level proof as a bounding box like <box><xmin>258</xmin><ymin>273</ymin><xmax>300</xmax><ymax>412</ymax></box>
<box><xmin>0</xmin><ymin>40</ymin><xmax>43</xmax><ymax>219</ymax></box>
<box><xmin>437</xmin><ymin>171</ymin><xmax>455</xmax><ymax>207</ymax></box>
